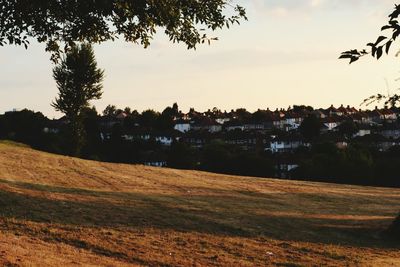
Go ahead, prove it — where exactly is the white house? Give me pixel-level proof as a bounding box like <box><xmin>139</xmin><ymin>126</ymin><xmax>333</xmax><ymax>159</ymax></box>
<box><xmin>322</xmin><ymin>117</ymin><xmax>340</xmax><ymax>131</ymax></box>
<box><xmin>174</xmin><ymin>120</ymin><xmax>191</xmax><ymax>133</ymax></box>
<box><xmin>155</xmin><ymin>136</ymin><xmax>175</xmax><ymax>146</ymax></box>
<box><xmin>277</xmin><ymin>163</ymin><xmax>299</xmax><ymax>172</ymax></box>
<box><xmin>380</xmin><ymin>109</ymin><xmax>397</xmax><ymax>121</ymax></box>
<box><xmin>284</xmin><ymin>114</ymin><xmax>304</xmax><ymax>131</ymax></box>
<box><xmin>353</xmin><ymin>129</ymin><xmax>371</xmax><ymax>137</ymax></box>
<box><xmin>191</xmin><ymin>118</ymin><xmax>222</xmax><ymax>133</ymax></box>
<box><xmin>225</xmin><ymin>125</ymin><xmax>245</xmax><ymax>131</ymax></box>
<box><xmin>268</xmin><ymin>139</ymin><xmax>309</xmax><ymax>153</ymax></box>
<box><xmin>144</xmin><ymin>161</ymin><xmax>167</xmax><ymax>167</ymax></box>
<box><xmin>380</xmin><ymin>128</ymin><xmax>400</xmax><ymax>140</ymax></box>
<box><xmin>216</xmin><ymin>118</ymin><xmax>231</xmax><ymax>125</ymax></box>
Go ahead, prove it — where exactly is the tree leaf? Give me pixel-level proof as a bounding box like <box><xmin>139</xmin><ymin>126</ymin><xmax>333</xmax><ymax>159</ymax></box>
<box><xmin>375</xmin><ymin>36</ymin><xmax>387</xmax><ymax>45</ymax></box>
<box><xmin>386</xmin><ymin>41</ymin><xmax>392</xmax><ymax>54</ymax></box>
<box><xmin>376</xmin><ymin>46</ymin><xmax>383</xmax><ymax>59</ymax></box>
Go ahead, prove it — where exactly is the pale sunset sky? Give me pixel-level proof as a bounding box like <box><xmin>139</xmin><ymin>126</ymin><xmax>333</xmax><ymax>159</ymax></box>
<box><xmin>1</xmin><ymin>0</ymin><xmax>400</xmax><ymax>118</ymax></box>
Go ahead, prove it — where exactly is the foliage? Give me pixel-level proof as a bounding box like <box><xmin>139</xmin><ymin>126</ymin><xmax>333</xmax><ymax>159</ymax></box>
<box><xmin>158</xmin><ymin>103</ymin><xmax>179</xmax><ymax>131</ymax></box>
<box><xmin>80</xmin><ymin>107</ymin><xmax>102</xmax><ymax>159</ymax></box>
<box><xmin>293</xmin><ymin>143</ymin><xmax>375</xmax><ymax>185</ymax></box>
<box><xmin>337</xmin><ymin>120</ymin><xmax>358</xmax><ymax>138</ymax></box>
<box><xmin>103</xmin><ymin>105</ymin><xmax>118</xmax><ymax>117</ymax></box>
<box><xmin>139</xmin><ymin>109</ymin><xmax>160</xmax><ymax>128</ymax></box>
<box><xmin>0</xmin><ymin>109</ymin><xmax>48</xmax><ymax>146</ymax></box>
<box><xmin>168</xmin><ymin>142</ymin><xmax>197</xmax><ymax>169</ymax></box>
<box><xmin>52</xmin><ymin>43</ymin><xmax>104</xmax><ymax>155</ymax></box>
<box><xmin>201</xmin><ymin>140</ymin><xmax>275</xmax><ymax>177</ymax></box>
<box><xmin>340</xmin><ymin>4</ymin><xmax>400</xmax><ymax>108</ymax></box>
<box><xmin>299</xmin><ymin>114</ymin><xmax>321</xmax><ymax>141</ymax></box>
<box><xmin>340</xmin><ymin>4</ymin><xmax>400</xmax><ymax>63</ymax></box>
<box><xmin>52</xmin><ymin>43</ymin><xmax>104</xmax><ymax>118</ymax></box>
<box><xmin>0</xmin><ymin>0</ymin><xmax>246</xmax><ymax>61</ymax></box>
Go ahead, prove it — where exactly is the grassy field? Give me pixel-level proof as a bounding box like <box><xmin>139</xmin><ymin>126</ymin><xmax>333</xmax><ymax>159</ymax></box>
<box><xmin>0</xmin><ymin>141</ymin><xmax>399</xmax><ymax>266</ymax></box>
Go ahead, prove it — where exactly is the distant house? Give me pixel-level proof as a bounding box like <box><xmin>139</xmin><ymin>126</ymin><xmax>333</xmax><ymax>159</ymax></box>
<box><xmin>377</xmin><ymin>140</ymin><xmax>399</xmax><ymax>152</ymax></box>
<box><xmin>215</xmin><ymin>117</ymin><xmax>231</xmax><ymax>125</ymax></box>
<box><xmin>322</xmin><ymin>117</ymin><xmax>341</xmax><ymax>131</ymax></box>
<box><xmin>268</xmin><ymin>136</ymin><xmax>309</xmax><ymax>153</ymax></box>
<box><xmin>224</xmin><ymin>130</ymin><xmax>269</xmax><ymax>151</ymax></box>
<box><xmin>353</xmin><ymin>134</ymin><xmax>398</xmax><ymax>152</ymax></box>
<box><xmin>313</xmin><ymin>109</ymin><xmax>327</xmax><ymax>119</ymax></box>
<box><xmin>345</xmin><ymin>105</ymin><xmax>358</xmax><ymax>115</ymax></box>
<box><xmin>367</xmin><ymin>107</ymin><xmax>393</xmax><ymax>124</ymax></box>
<box><xmin>154</xmin><ymin>130</ymin><xmax>182</xmax><ymax>146</ymax></box>
<box><xmin>379</xmin><ymin>124</ymin><xmax>400</xmax><ymax>140</ymax></box>
<box><xmin>143</xmin><ymin>152</ymin><xmax>167</xmax><ymax>167</ymax></box>
<box><xmin>353</xmin><ymin>128</ymin><xmax>371</xmax><ymax>138</ymax></box>
<box><xmin>284</xmin><ymin>113</ymin><xmax>304</xmax><ymax>131</ymax></box>
<box><xmin>174</xmin><ymin>119</ymin><xmax>191</xmax><ymax>133</ymax></box>
<box><xmin>224</xmin><ymin>119</ymin><xmax>245</xmax><ymax>131</ymax></box>
<box><xmin>43</xmin><ymin>118</ymin><xmax>66</xmax><ymax>134</ymax></box>
<box><xmin>144</xmin><ymin>161</ymin><xmax>167</xmax><ymax>167</ymax></box>
<box><xmin>336</xmin><ymin>141</ymin><xmax>348</xmax><ymax>150</ymax></box>
<box><xmin>99</xmin><ymin>116</ymin><xmax>121</xmax><ymax>131</ymax></box>
<box><xmin>121</xmin><ymin>134</ymin><xmax>136</xmax><ymax>141</ymax></box>
<box><xmin>116</xmin><ymin>111</ymin><xmax>128</xmax><ymax>120</ymax></box>
<box><xmin>380</xmin><ymin>109</ymin><xmax>397</xmax><ymax>122</ymax></box>
<box><xmin>121</xmin><ymin>128</ymin><xmax>181</xmax><ymax>146</ymax></box>
<box><xmin>272</xmin><ymin>117</ymin><xmax>286</xmax><ymax>130</ymax></box>
<box><xmin>181</xmin><ymin>130</ymin><xmax>212</xmax><ymax>149</ymax></box>
<box><xmin>244</xmin><ymin>123</ymin><xmax>265</xmax><ymax>131</ymax></box>
<box><xmin>350</xmin><ymin>112</ymin><xmax>371</xmax><ymax>125</ymax></box>
<box><xmin>191</xmin><ymin>117</ymin><xmax>222</xmax><ymax>133</ymax></box>
<box><xmin>326</xmin><ymin>105</ymin><xmax>341</xmax><ymax>116</ymax></box>
<box><xmin>275</xmin><ymin>156</ymin><xmax>299</xmax><ymax>178</ymax></box>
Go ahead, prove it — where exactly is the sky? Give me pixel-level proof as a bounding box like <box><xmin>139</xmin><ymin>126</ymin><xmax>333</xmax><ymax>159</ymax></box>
<box><xmin>1</xmin><ymin>0</ymin><xmax>400</xmax><ymax>118</ymax></box>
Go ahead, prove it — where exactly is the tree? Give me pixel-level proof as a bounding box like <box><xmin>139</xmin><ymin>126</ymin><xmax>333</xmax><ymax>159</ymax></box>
<box><xmin>299</xmin><ymin>114</ymin><xmax>321</xmax><ymax>141</ymax></box>
<box><xmin>0</xmin><ymin>1</ymin><xmax>246</xmax><ymax>61</ymax></box>
<box><xmin>80</xmin><ymin>106</ymin><xmax>102</xmax><ymax>159</ymax></box>
<box><xmin>139</xmin><ymin>109</ymin><xmax>160</xmax><ymax>128</ymax></box>
<box><xmin>338</xmin><ymin>120</ymin><xmax>358</xmax><ymax>139</ymax></box>
<box><xmin>103</xmin><ymin>105</ymin><xmax>117</xmax><ymax>117</ymax></box>
<box><xmin>158</xmin><ymin>103</ymin><xmax>180</xmax><ymax>130</ymax></box>
<box><xmin>52</xmin><ymin>43</ymin><xmax>104</xmax><ymax>155</ymax></box>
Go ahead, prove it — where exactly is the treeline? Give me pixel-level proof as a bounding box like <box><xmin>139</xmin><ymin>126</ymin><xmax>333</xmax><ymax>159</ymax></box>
<box><xmin>292</xmin><ymin>143</ymin><xmax>400</xmax><ymax>187</ymax></box>
<box><xmin>0</xmin><ymin>108</ymin><xmax>276</xmax><ymax>177</ymax></box>
<box><xmin>0</xmin><ymin>108</ymin><xmax>399</xmax><ymax>188</ymax></box>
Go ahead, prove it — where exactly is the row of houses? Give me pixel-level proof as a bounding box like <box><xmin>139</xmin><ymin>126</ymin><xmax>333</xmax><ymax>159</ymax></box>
<box><xmin>173</xmin><ymin>105</ymin><xmax>399</xmax><ymax>134</ymax></box>
<box><xmin>42</xmin><ymin>105</ymin><xmax>400</xmax><ymax>154</ymax></box>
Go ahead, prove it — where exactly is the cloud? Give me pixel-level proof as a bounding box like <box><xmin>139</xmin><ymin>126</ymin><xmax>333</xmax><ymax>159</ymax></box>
<box><xmin>247</xmin><ymin>0</ymin><xmax>397</xmax><ymax>18</ymax></box>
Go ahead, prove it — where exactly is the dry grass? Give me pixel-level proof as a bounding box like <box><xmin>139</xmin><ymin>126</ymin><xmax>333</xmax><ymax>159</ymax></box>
<box><xmin>0</xmin><ymin>141</ymin><xmax>400</xmax><ymax>266</ymax></box>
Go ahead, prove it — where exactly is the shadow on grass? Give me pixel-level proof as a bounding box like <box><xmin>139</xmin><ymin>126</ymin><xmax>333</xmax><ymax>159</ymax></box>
<box><xmin>0</xmin><ymin>179</ymin><xmax>399</xmax><ymax>252</ymax></box>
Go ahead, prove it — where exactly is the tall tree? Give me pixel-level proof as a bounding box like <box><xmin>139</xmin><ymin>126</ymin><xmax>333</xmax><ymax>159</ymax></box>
<box><xmin>0</xmin><ymin>1</ymin><xmax>246</xmax><ymax>61</ymax></box>
<box><xmin>52</xmin><ymin>43</ymin><xmax>104</xmax><ymax>155</ymax></box>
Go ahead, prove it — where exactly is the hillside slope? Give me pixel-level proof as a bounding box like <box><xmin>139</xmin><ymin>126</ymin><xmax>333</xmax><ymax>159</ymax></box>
<box><xmin>0</xmin><ymin>141</ymin><xmax>399</xmax><ymax>266</ymax></box>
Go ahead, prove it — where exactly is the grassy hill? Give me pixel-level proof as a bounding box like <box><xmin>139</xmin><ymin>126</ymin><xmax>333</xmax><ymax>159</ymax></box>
<box><xmin>0</xmin><ymin>141</ymin><xmax>399</xmax><ymax>266</ymax></box>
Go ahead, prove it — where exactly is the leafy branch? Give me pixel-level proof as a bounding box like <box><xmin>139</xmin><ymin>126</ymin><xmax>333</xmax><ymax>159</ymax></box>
<box><xmin>340</xmin><ymin>4</ymin><xmax>400</xmax><ymax>64</ymax></box>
